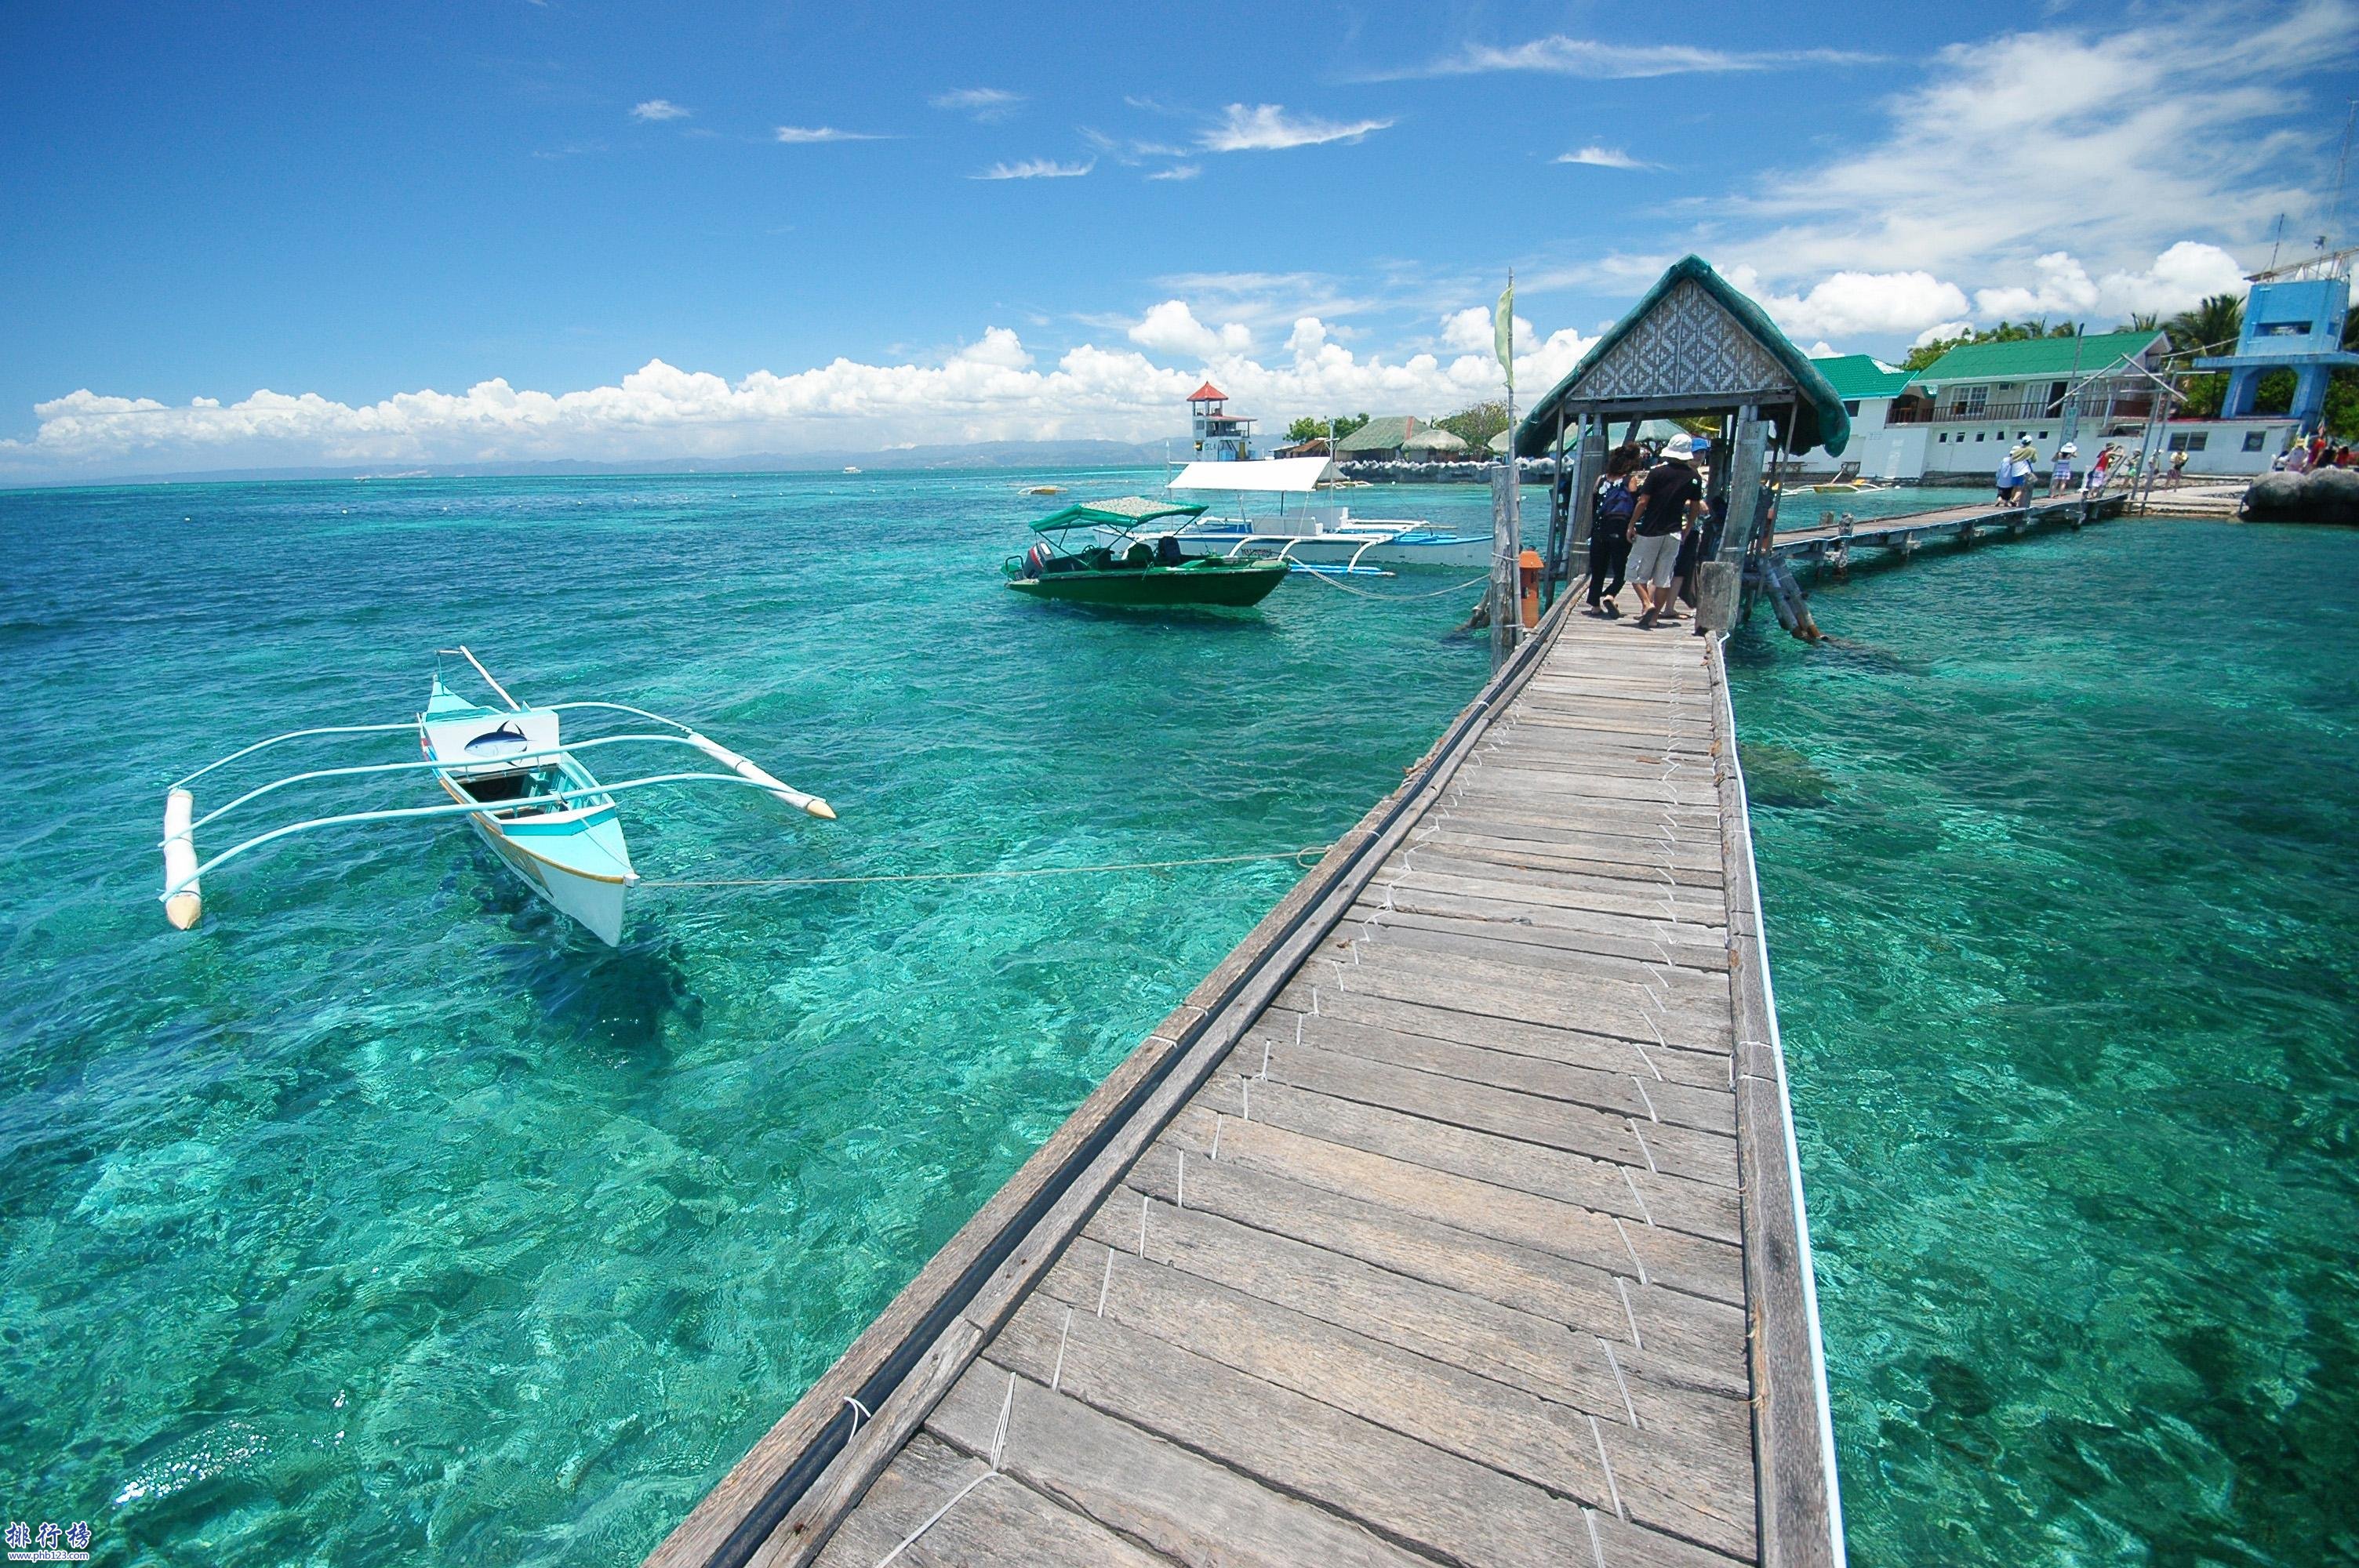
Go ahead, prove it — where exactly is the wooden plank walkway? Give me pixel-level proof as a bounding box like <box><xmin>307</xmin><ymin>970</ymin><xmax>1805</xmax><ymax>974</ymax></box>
<box><xmin>647</xmin><ymin>605</ymin><xmax>1842</xmax><ymax>1568</ymax></box>
<box><xmin>1765</xmin><ymin>492</ymin><xmax>2127</xmax><ymax>567</ymax></box>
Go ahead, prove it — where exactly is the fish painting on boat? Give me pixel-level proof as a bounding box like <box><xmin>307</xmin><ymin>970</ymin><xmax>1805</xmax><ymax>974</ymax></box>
<box><xmin>160</xmin><ymin>646</ymin><xmax>836</xmax><ymax>947</ymax></box>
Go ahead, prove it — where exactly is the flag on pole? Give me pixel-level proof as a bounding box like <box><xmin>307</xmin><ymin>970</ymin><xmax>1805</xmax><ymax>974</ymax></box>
<box><xmin>1493</xmin><ymin>275</ymin><xmax>1514</xmax><ymax>392</ymax></box>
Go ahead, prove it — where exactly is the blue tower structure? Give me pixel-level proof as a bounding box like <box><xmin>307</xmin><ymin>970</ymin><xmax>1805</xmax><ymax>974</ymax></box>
<box><xmin>2195</xmin><ymin>272</ymin><xmax>2357</xmax><ymax>434</ymax></box>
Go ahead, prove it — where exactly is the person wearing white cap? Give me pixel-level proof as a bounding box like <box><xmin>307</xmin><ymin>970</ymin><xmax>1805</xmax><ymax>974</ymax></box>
<box><xmin>1626</xmin><ymin>432</ymin><xmax>1703</xmax><ymax>630</ymax></box>
<box><xmin>2049</xmin><ymin>441</ymin><xmax>2077</xmax><ymax>496</ymax></box>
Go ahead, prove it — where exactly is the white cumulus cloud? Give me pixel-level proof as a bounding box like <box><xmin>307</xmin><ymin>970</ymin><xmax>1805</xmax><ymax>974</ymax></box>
<box><xmin>1972</xmin><ymin>241</ymin><xmax>2249</xmax><ymax>320</ymax></box>
<box><xmin>1201</xmin><ymin>104</ymin><xmax>1394</xmax><ymax>152</ymax></box>
<box><xmin>1130</xmin><ymin>300</ymin><xmax>1253</xmax><ymax>358</ymax></box>
<box><xmin>630</xmin><ymin>99</ymin><xmax>690</xmax><ymax>122</ymax></box>
<box><xmin>1725</xmin><ymin>264</ymin><xmax>1973</xmax><ymax>339</ymax></box>
<box><xmin>3</xmin><ymin>307</ymin><xmax>1619</xmax><ymax>479</ymax></box>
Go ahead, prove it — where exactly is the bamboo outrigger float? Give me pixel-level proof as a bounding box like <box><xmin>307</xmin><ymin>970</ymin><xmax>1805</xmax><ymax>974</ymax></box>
<box><xmin>159</xmin><ymin>647</ymin><xmax>835</xmax><ymax>946</ymax></box>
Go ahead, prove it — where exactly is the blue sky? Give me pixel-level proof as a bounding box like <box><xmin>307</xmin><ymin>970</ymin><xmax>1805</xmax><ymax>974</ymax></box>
<box><xmin>3</xmin><ymin>0</ymin><xmax>2353</xmax><ymax>477</ymax></box>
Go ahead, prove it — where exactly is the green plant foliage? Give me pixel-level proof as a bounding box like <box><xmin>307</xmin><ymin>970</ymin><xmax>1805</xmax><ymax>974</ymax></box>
<box><xmin>1284</xmin><ymin>412</ymin><xmax>1369</xmax><ymax>443</ymax></box>
<box><xmin>1434</xmin><ymin>400</ymin><xmax>1509</xmax><ymax>448</ymax></box>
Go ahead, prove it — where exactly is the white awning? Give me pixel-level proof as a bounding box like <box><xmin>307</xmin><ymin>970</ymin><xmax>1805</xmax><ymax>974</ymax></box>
<box><xmin>1169</xmin><ymin>457</ymin><xmax>1337</xmax><ymax>494</ymax></box>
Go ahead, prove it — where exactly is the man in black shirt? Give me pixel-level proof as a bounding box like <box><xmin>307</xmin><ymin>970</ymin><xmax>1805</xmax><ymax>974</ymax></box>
<box><xmin>1626</xmin><ymin>433</ymin><xmax>1702</xmax><ymax>630</ymax></box>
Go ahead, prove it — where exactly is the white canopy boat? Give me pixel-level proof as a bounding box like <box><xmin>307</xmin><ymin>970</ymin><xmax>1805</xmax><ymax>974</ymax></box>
<box><xmin>1161</xmin><ymin>458</ymin><xmax>1490</xmax><ymax>573</ymax></box>
<box><xmin>159</xmin><ymin>646</ymin><xmax>835</xmax><ymax>947</ymax></box>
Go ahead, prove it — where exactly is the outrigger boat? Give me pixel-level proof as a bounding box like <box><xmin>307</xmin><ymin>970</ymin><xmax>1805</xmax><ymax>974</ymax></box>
<box><xmin>159</xmin><ymin>647</ymin><xmax>834</xmax><ymax>947</ymax></box>
<box><xmin>1163</xmin><ymin>458</ymin><xmax>1490</xmax><ymax>574</ymax></box>
<box><xmin>1004</xmin><ymin>497</ymin><xmax>1289</xmax><ymax>608</ymax></box>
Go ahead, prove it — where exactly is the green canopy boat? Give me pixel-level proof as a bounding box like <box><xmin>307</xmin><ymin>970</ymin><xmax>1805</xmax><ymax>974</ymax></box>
<box><xmin>1003</xmin><ymin>496</ymin><xmax>1289</xmax><ymax>608</ymax></box>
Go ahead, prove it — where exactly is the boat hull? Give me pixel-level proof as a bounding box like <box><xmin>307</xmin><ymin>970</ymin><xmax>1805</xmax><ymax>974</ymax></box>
<box><xmin>465</xmin><ymin>811</ymin><xmax>631</xmax><ymax>946</ymax></box>
<box><xmin>1006</xmin><ymin>559</ymin><xmax>1288</xmax><ymax>608</ymax></box>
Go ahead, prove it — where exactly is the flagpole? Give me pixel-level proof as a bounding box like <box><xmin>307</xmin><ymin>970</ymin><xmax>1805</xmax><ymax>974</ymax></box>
<box><xmin>1490</xmin><ymin>270</ymin><xmax>1519</xmax><ymax>670</ymax></box>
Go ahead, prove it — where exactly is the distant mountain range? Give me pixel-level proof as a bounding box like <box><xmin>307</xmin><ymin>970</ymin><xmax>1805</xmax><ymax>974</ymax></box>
<box><xmin>33</xmin><ymin>438</ymin><xmax>1179</xmax><ymax>488</ymax></box>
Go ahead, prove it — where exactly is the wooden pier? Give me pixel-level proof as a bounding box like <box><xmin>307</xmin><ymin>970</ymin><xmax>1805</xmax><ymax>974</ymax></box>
<box><xmin>647</xmin><ymin>601</ymin><xmax>1843</xmax><ymax>1568</ymax></box>
<box><xmin>1763</xmin><ymin>492</ymin><xmax>2130</xmax><ymax>572</ymax></box>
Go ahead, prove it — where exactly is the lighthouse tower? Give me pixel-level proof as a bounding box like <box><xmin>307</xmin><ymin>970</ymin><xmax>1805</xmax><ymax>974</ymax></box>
<box><xmin>1187</xmin><ymin>383</ymin><xmax>1255</xmax><ymax>462</ymax></box>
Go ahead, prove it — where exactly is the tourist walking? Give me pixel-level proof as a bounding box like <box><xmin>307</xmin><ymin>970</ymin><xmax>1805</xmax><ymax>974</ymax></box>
<box><xmin>2050</xmin><ymin>442</ymin><xmax>2077</xmax><ymax>495</ymax></box>
<box><xmin>1999</xmin><ymin>439</ymin><xmax>2037</xmax><ymax>506</ymax></box>
<box><xmin>1587</xmin><ymin>466</ymin><xmax>1638</xmax><ymax>616</ymax></box>
<box><xmin>2082</xmin><ymin>444</ymin><xmax>2115</xmax><ymax>495</ymax></box>
<box><xmin>1627</xmin><ymin>433</ymin><xmax>1703</xmax><ymax>630</ymax></box>
<box><xmin>2168</xmin><ymin>448</ymin><xmax>2187</xmax><ymax>487</ymax></box>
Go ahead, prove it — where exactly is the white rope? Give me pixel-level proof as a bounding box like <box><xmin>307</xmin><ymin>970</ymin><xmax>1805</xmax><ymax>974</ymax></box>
<box><xmin>645</xmin><ymin>845</ymin><xmax>1329</xmax><ymax>889</ymax></box>
<box><xmin>1616</xmin><ymin>1277</ymin><xmax>1645</xmax><ymax>1350</ymax></box>
<box><xmin>871</xmin><ymin>1373</ymin><xmax>1020</xmax><ymax>1567</ymax></box>
<box><xmin>843</xmin><ymin>1395</ymin><xmax>873</xmax><ymax>1439</ymax></box>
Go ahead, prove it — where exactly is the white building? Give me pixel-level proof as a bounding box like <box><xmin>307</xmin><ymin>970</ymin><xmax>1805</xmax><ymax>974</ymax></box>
<box><xmin>1801</xmin><ymin>332</ymin><xmax>2298</xmax><ymax>482</ymax></box>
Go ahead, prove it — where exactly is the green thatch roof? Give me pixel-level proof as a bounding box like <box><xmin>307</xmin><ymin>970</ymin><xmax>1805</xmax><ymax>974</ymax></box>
<box><xmin>1400</xmin><ymin>426</ymin><xmax>1470</xmax><ymax>452</ymax></box>
<box><xmin>1513</xmin><ymin>256</ymin><xmax>1851</xmax><ymax>457</ymax></box>
<box><xmin>1334</xmin><ymin>416</ymin><xmax>1418</xmax><ymax>453</ymax></box>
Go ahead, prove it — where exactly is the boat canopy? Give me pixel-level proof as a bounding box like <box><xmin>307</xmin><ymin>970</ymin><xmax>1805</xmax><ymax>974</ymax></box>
<box><xmin>1030</xmin><ymin>496</ymin><xmax>1209</xmax><ymax>533</ymax></box>
<box><xmin>1169</xmin><ymin>457</ymin><xmax>1338</xmax><ymax>495</ymax></box>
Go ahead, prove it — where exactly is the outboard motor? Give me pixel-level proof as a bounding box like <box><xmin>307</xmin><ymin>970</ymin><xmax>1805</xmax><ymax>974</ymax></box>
<box><xmin>1023</xmin><ymin>542</ymin><xmax>1050</xmax><ymax>579</ymax></box>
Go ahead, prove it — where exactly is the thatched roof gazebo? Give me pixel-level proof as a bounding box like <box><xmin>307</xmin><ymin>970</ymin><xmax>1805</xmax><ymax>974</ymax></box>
<box><xmin>1513</xmin><ymin>256</ymin><xmax>1851</xmax><ymax>619</ymax></box>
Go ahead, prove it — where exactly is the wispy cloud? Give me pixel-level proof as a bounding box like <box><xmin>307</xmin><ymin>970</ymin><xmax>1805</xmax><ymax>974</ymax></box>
<box><xmin>1378</xmin><ymin>37</ymin><xmax>1876</xmax><ymax>80</ymax></box>
<box><xmin>630</xmin><ymin>99</ymin><xmax>691</xmax><ymax>122</ymax></box>
<box><xmin>973</xmin><ymin>157</ymin><xmax>1094</xmax><ymax>180</ymax></box>
<box><xmin>1726</xmin><ymin>0</ymin><xmax>2354</xmax><ymax>285</ymax></box>
<box><xmin>775</xmin><ymin>125</ymin><xmax>885</xmax><ymax>144</ymax></box>
<box><xmin>1556</xmin><ymin>145</ymin><xmax>1652</xmax><ymax>169</ymax></box>
<box><xmin>931</xmin><ymin>87</ymin><xmax>1023</xmax><ymax>122</ymax></box>
<box><xmin>1148</xmin><ymin>164</ymin><xmax>1201</xmax><ymax>182</ymax></box>
<box><xmin>1201</xmin><ymin>104</ymin><xmax>1393</xmax><ymax>153</ymax></box>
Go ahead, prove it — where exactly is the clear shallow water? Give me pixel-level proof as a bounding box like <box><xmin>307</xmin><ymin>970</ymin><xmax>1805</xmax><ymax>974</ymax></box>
<box><xmin>1728</xmin><ymin>519</ymin><xmax>2359</xmax><ymax>1566</ymax></box>
<box><xmin>0</xmin><ymin>470</ymin><xmax>1498</xmax><ymax>1565</ymax></box>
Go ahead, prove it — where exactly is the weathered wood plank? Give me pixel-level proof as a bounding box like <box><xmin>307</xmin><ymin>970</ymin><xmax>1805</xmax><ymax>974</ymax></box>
<box><xmin>1241</xmin><ymin>1007</ymin><xmax>1736</xmax><ymax>1135</ymax></box>
<box><xmin>812</xmin><ymin>1434</ymin><xmax>1173</xmax><ymax>1568</ymax></box>
<box><xmin>923</xmin><ymin>1366</ymin><xmax>1430</xmax><ymax>1568</ymax></box>
<box><xmin>1128</xmin><ymin>1130</ymin><xmax>1749</xmax><ymax>1392</ymax></box>
<box><xmin>1161</xmin><ymin>1091</ymin><xmax>1743</xmax><ymax>1302</ymax></box>
<box><xmin>1708</xmin><ymin>635</ymin><xmax>1841</xmax><ymax>1568</ymax></box>
<box><xmin>1268</xmin><ymin>982</ymin><xmax>1733</xmax><ymax>1097</ymax></box>
<box><xmin>987</xmin><ymin>1288</ymin><xmax>1732</xmax><ymax>1568</ymax></box>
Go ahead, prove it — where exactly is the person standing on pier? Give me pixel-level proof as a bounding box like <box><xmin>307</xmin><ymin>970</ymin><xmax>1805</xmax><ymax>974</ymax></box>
<box><xmin>1627</xmin><ymin>433</ymin><xmax>1702</xmax><ymax>630</ymax></box>
<box><xmin>2051</xmin><ymin>442</ymin><xmax>2076</xmax><ymax>495</ymax></box>
<box><xmin>1587</xmin><ymin>455</ymin><xmax>1640</xmax><ymax>617</ymax></box>
<box><xmin>2168</xmin><ymin>448</ymin><xmax>2188</xmax><ymax>487</ymax></box>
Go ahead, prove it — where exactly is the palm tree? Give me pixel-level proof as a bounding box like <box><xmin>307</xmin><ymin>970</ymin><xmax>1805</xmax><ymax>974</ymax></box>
<box><xmin>2122</xmin><ymin>312</ymin><xmax>2161</xmax><ymax>333</ymax></box>
<box><xmin>2165</xmin><ymin>294</ymin><xmax>2243</xmax><ymax>357</ymax></box>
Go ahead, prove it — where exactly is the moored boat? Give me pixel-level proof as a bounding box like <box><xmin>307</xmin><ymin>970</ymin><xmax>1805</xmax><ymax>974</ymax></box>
<box><xmin>159</xmin><ymin>647</ymin><xmax>836</xmax><ymax>947</ymax></box>
<box><xmin>1003</xmin><ymin>498</ymin><xmax>1289</xmax><ymax>608</ymax></box>
<box><xmin>1165</xmin><ymin>458</ymin><xmax>1489</xmax><ymax>572</ymax></box>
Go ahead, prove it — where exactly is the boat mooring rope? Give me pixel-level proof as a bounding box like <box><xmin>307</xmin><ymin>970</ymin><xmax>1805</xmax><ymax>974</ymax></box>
<box><xmin>641</xmin><ymin>844</ymin><xmax>1331</xmax><ymax>890</ymax></box>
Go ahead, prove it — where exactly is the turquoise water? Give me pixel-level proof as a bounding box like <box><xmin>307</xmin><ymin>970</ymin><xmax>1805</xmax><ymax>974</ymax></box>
<box><xmin>1728</xmin><ymin>519</ymin><xmax>2359</xmax><ymax>1566</ymax></box>
<box><xmin>9</xmin><ymin>477</ymin><xmax>2352</xmax><ymax>1567</ymax></box>
<box><xmin>0</xmin><ymin>470</ymin><xmax>1497</xmax><ymax>1565</ymax></box>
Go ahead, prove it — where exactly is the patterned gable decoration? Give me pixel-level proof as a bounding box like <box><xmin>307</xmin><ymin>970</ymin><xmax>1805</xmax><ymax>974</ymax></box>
<box><xmin>1572</xmin><ymin>277</ymin><xmax>1796</xmax><ymax>403</ymax></box>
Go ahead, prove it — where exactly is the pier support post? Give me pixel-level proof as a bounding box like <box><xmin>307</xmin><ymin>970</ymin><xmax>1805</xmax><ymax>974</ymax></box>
<box><xmin>1488</xmin><ymin>466</ymin><xmax>1518</xmax><ymax>671</ymax></box>
<box><xmin>1899</xmin><ymin>533</ymin><xmax>1918</xmax><ymax>561</ymax></box>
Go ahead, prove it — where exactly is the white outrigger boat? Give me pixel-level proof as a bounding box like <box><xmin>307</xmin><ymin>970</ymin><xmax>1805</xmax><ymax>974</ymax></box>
<box><xmin>1161</xmin><ymin>458</ymin><xmax>1490</xmax><ymax>574</ymax></box>
<box><xmin>159</xmin><ymin>647</ymin><xmax>834</xmax><ymax>946</ymax></box>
